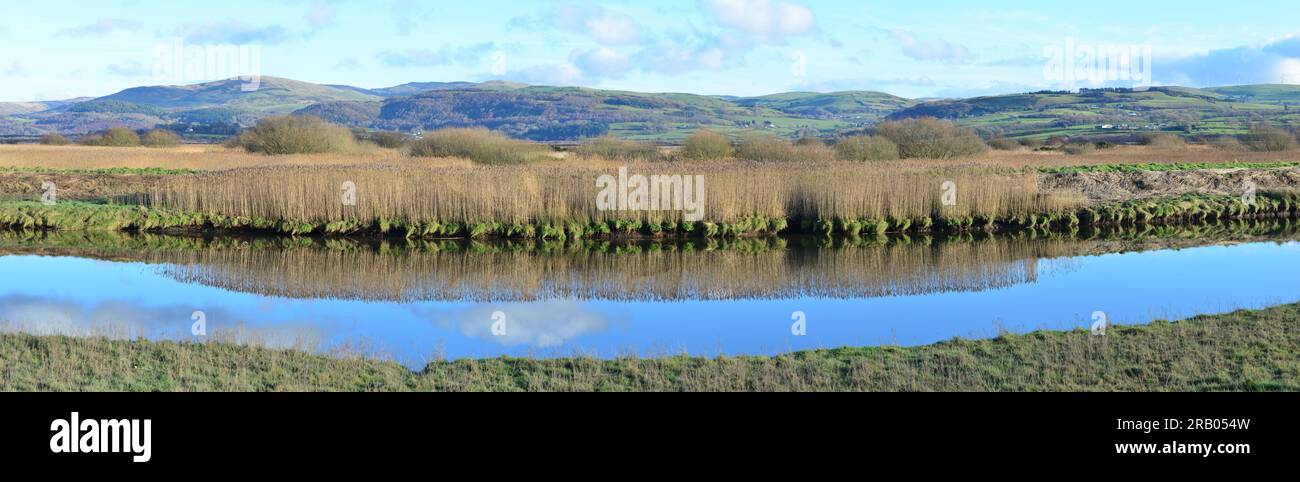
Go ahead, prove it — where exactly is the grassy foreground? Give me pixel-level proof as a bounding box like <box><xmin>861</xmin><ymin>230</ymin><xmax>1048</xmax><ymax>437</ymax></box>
<box><xmin>3</xmin><ymin>303</ymin><xmax>1297</xmax><ymax>391</ymax></box>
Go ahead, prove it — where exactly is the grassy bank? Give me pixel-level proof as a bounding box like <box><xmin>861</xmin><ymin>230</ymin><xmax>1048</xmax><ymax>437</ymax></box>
<box><xmin>3</xmin><ymin>303</ymin><xmax>1297</xmax><ymax>391</ymax></box>
<box><xmin>1</xmin><ymin>188</ymin><xmax>1296</xmax><ymax>239</ymax></box>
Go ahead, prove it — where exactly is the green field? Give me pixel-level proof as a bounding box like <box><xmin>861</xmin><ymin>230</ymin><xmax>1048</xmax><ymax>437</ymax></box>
<box><xmin>892</xmin><ymin>85</ymin><xmax>1300</xmax><ymax>140</ymax></box>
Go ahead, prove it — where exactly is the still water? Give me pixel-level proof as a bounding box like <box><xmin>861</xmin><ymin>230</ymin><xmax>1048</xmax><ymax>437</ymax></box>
<box><xmin>1</xmin><ymin>225</ymin><xmax>1298</xmax><ymax>367</ymax></box>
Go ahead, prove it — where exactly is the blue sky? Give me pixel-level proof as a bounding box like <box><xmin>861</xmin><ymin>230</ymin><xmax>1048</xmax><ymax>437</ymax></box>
<box><xmin>2</xmin><ymin>0</ymin><xmax>1299</xmax><ymax>101</ymax></box>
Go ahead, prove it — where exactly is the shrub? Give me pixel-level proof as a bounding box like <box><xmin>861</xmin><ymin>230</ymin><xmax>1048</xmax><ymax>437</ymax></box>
<box><xmin>1243</xmin><ymin>124</ymin><xmax>1296</xmax><ymax>152</ymax></box>
<box><xmin>408</xmin><ymin>128</ymin><xmax>551</xmax><ymax>164</ymax></box>
<box><xmin>875</xmin><ymin>118</ymin><xmax>988</xmax><ymax>159</ymax></box>
<box><xmin>735</xmin><ymin>135</ymin><xmax>835</xmax><ymax>162</ymax></box>
<box><xmin>1140</xmin><ymin>133</ymin><xmax>1186</xmax><ymax>147</ymax></box>
<box><xmin>141</xmin><ymin>129</ymin><xmax>182</xmax><ymax>147</ymax></box>
<box><xmin>1044</xmin><ymin>136</ymin><xmax>1069</xmax><ymax>147</ymax></box>
<box><xmin>1062</xmin><ymin>143</ymin><xmax>1096</xmax><ymax>155</ymax></box>
<box><xmin>834</xmin><ymin>135</ymin><xmax>900</xmax><ymax>161</ymax></box>
<box><xmin>39</xmin><ymin>133</ymin><xmax>71</xmax><ymax>146</ymax></box>
<box><xmin>680</xmin><ymin>129</ymin><xmax>733</xmax><ymax>161</ymax></box>
<box><xmin>80</xmin><ymin>127</ymin><xmax>141</xmax><ymax>147</ymax></box>
<box><xmin>1018</xmin><ymin>138</ymin><xmax>1045</xmax><ymax>149</ymax></box>
<box><xmin>233</xmin><ymin>115</ymin><xmax>358</xmax><ymax>155</ymax></box>
<box><xmin>736</xmin><ymin>135</ymin><xmax>791</xmax><ymax>162</ymax></box>
<box><xmin>369</xmin><ymin>131</ymin><xmax>408</xmax><ymax>149</ymax></box>
<box><xmin>575</xmin><ymin>135</ymin><xmax>661</xmax><ymax>162</ymax></box>
<box><xmin>1209</xmin><ymin>135</ymin><xmax>1246</xmax><ymax>151</ymax></box>
<box><xmin>986</xmin><ymin>137</ymin><xmax>1021</xmax><ymax>151</ymax></box>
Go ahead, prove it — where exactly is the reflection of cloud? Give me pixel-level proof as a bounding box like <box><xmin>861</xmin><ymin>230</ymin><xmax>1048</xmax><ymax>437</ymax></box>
<box><xmin>0</xmin><ymin>295</ymin><xmax>321</xmax><ymax>350</ymax></box>
<box><xmin>420</xmin><ymin>301</ymin><xmax>619</xmax><ymax>348</ymax></box>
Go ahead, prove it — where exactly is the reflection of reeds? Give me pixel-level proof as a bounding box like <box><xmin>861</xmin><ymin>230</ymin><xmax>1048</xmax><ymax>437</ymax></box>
<box><xmin>153</xmin><ymin>237</ymin><xmax>1059</xmax><ymax>301</ymax></box>
<box><xmin>0</xmin><ymin>231</ymin><xmax>1136</xmax><ymax>302</ymax></box>
<box><xmin>4</xmin><ymin>220</ymin><xmax>1296</xmax><ymax>302</ymax></box>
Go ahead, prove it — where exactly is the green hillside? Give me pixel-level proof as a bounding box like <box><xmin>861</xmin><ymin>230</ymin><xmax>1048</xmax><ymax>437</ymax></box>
<box><xmin>5</xmin><ymin>77</ymin><xmax>1299</xmax><ymax>142</ymax></box>
<box><xmin>889</xmin><ymin>86</ymin><xmax>1300</xmax><ymax>140</ymax></box>
<box><xmin>90</xmin><ymin>76</ymin><xmax>381</xmax><ymax>113</ymax></box>
<box><xmin>299</xmin><ymin>84</ymin><xmax>912</xmax><ymax>141</ymax></box>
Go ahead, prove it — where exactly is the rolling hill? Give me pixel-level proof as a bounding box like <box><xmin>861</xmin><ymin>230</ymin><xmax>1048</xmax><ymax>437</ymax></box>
<box><xmin>888</xmin><ymin>85</ymin><xmax>1300</xmax><ymax>140</ymax></box>
<box><xmin>297</xmin><ymin>83</ymin><xmax>914</xmax><ymax>141</ymax></box>
<box><xmin>3</xmin><ymin>76</ymin><xmax>1298</xmax><ymax>142</ymax></box>
<box><xmin>4</xmin><ymin>77</ymin><xmax>381</xmax><ymax>136</ymax></box>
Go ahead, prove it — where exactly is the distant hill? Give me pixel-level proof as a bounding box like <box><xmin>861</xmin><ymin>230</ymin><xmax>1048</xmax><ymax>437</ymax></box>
<box><xmin>888</xmin><ymin>86</ymin><xmax>1300</xmax><ymax>140</ymax></box>
<box><xmin>7</xmin><ymin>77</ymin><xmax>380</xmax><ymax>135</ymax></box>
<box><xmin>90</xmin><ymin>76</ymin><xmax>380</xmax><ymax>113</ymax></box>
<box><xmin>1202</xmin><ymin>84</ymin><xmax>1300</xmax><ymax>104</ymax></box>
<box><xmin>734</xmin><ymin>91</ymin><xmax>916</xmax><ymax>120</ymax></box>
<box><xmin>0</xmin><ymin>98</ymin><xmax>91</xmax><ymax>116</ymax></box>
<box><xmin>298</xmin><ymin>84</ymin><xmax>913</xmax><ymax>141</ymax></box>
<box><xmin>330</xmin><ymin>81</ymin><xmax>531</xmax><ymax>98</ymax></box>
<box><xmin>4</xmin><ymin>76</ymin><xmax>1298</xmax><ymax>142</ymax></box>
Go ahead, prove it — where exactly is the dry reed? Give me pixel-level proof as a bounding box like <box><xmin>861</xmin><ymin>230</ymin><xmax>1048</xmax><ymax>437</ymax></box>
<box><xmin>139</xmin><ymin>162</ymin><xmax>1073</xmax><ymax>230</ymax></box>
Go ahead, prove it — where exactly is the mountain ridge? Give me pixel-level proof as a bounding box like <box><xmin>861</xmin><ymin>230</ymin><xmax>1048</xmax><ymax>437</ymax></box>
<box><xmin>3</xmin><ymin>77</ymin><xmax>1298</xmax><ymax>141</ymax></box>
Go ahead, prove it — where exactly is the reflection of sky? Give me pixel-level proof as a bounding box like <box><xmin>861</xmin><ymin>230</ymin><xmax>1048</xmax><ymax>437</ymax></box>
<box><xmin>1</xmin><ymin>241</ymin><xmax>1299</xmax><ymax>368</ymax></box>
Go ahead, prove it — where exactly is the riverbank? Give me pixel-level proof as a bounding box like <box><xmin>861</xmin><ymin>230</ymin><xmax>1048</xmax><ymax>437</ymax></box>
<box><xmin>2</xmin><ymin>303</ymin><xmax>1297</xmax><ymax>391</ymax></box>
<box><xmin>1</xmin><ymin>189</ymin><xmax>1296</xmax><ymax>239</ymax></box>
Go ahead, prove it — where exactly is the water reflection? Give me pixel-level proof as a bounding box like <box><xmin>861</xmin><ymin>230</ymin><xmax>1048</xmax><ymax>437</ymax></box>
<box><xmin>1</xmin><ymin>220</ymin><xmax>1298</xmax><ymax>365</ymax></box>
<box><xmin>4</xmin><ymin>220</ymin><xmax>1297</xmax><ymax>303</ymax></box>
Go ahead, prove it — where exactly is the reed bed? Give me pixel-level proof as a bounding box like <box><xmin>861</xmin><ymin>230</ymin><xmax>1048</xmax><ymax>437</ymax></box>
<box><xmin>137</xmin><ymin>162</ymin><xmax>1074</xmax><ymax>237</ymax></box>
<box><xmin>4</xmin><ymin>144</ymin><xmax>1300</xmax><ymax>172</ymax></box>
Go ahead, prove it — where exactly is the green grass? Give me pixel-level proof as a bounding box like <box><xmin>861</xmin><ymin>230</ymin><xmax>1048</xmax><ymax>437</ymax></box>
<box><xmin>3</xmin><ymin>303</ymin><xmax>1297</xmax><ymax>391</ymax></box>
<box><xmin>1038</xmin><ymin>162</ymin><xmax>1300</xmax><ymax>174</ymax></box>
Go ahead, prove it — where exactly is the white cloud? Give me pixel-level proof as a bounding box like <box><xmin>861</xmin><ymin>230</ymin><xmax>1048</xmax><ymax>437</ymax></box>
<box><xmin>106</xmin><ymin>61</ymin><xmax>147</xmax><ymax>77</ymax></box>
<box><xmin>305</xmin><ymin>1</ymin><xmax>337</xmax><ymax>29</ymax></box>
<box><xmin>1159</xmin><ymin>36</ymin><xmax>1300</xmax><ymax>86</ymax></box>
<box><xmin>571</xmin><ymin>47</ymin><xmax>633</xmax><ymax>79</ymax></box>
<box><xmin>889</xmin><ymin>29</ymin><xmax>970</xmax><ymax>62</ymax></box>
<box><xmin>701</xmin><ymin>0</ymin><xmax>816</xmax><ymax>38</ymax></box>
<box><xmin>584</xmin><ymin>14</ymin><xmax>643</xmax><ymax>45</ymax></box>
<box><xmin>517</xmin><ymin>3</ymin><xmax>646</xmax><ymax>45</ymax></box>
<box><xmin>494</xmin><ymin>63</ymin><xmax>587</xmax><ymax>86</ymax></box>
<box><xmin>377</xmin><ymin>43</ymin><xmax>496</xmax><ymax>68</ymax></box>
<box><xmin>57</xmin><ymin>18</ymin><xmax>142</xmax><ymax>37</ymax></box>
<box><xmin>635</xmin><ymin>40</ymin><xmax>727</xmax><ymax>74</ymax></box>
<box><xmin>390</xmin><ymin>0</ymin><xmax>429</xmax><ymax>35</ymax></box>
<box><xmin>3</xmin><ymin>62</ymin><xmax>25</xmax><ymax>77</ymax></box>
<box><xmin>174</xmin><ymin>21</ymin><xmax>289</xmax><ymax>45</ymax></box>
